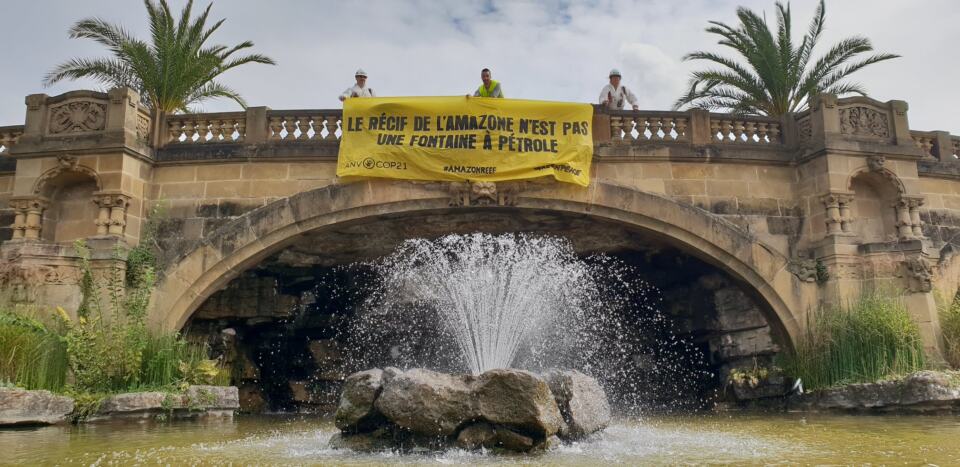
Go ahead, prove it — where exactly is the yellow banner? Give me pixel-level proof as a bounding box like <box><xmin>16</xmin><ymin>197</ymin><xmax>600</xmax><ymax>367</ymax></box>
<box><xmin>336</xmin><ymin>96</ymin><xmax>593</xmax><ymax>186</ymax></box>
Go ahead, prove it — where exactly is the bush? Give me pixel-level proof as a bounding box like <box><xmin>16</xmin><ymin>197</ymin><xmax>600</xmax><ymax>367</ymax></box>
<box><xmin>779</xmin><ymin>293</ymin><xmax>926</xmax><ymax>390</ymax></box>
<box><xmin>0</xmin><ymin>311</ymin><xmax>68</xmax><ymax>391</ymax></box>
<box><xmin>939</xmin><ymin>292</ymin><xmax>960</xmax><ymax>369</ymax></box>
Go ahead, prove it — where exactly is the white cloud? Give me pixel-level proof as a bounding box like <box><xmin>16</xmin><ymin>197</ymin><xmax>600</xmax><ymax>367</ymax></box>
<box><xmin>0</xmin><ymin>0</ymin><xmax>957</xmax><ymax>132</ymax></box>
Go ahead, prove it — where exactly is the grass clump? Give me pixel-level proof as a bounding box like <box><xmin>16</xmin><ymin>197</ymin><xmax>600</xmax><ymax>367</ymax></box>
<box><xmin>938</xmin><ymin>291</ymin><xmax>960</xmax><ymax>369</ymax></box>
<box><xmin>0</xmin><ymin>311</ymin><xmax>68</xmax><ymax>391</ymax></box>
<box><xmin>779</xmin><ymin>293</ymin><xmax>926</xmax><ymax>390</ymax></box>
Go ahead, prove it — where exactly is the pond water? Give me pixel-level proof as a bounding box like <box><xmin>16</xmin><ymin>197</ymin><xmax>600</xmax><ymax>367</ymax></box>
<box><xmin>4</xmin><ymin>413</ymin><xmax>960</xmax><ymax>465</ymax></box>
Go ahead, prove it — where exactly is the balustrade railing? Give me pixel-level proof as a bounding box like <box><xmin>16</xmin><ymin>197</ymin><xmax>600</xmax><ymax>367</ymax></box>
<box><xmin>0</xmin><ymin>125</ymin><xmax>23</xmax><ymax>154</ymax></box>
<box><xmin>951</xmin><ymin>136</ymin><xmax>960</xmax><ymax>160</ymax></box>
<box><xmin>609</xmin><ymin>111</ymin><xmax>689</xmax><ymax>143</ymax></box>
<box><xmin>709</xmin><ymin>115</ymin><xmax>782</xmax><ymax>145</ymax></box>
<box><xmin>911</xmin><ymin>131</ymin><xmax>936</xmax><ymax>158</ymax></box>
<box><xmin>267</xmin><ymin>110</ymin><xmax>341</xmax><ymax>142</ymax></box>
<box><xmin>166</xmin><ymin>112</ymin><xmax>247</xmax><ymax>144</ymax></box>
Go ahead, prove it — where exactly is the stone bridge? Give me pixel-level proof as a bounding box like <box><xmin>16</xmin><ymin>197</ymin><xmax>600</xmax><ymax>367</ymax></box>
<box><xmin>2</xmin><ymin>87</ymin><xmax>960</xmax><ymax>359</ymax></box>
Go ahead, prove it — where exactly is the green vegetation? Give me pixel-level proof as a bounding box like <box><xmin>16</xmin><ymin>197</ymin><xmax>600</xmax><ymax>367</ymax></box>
<box><xmin>674</xmin><ymin>0</ymin><xmax>899</xmax><ymax>116</ymax></box>
<box><xmin>0</xmin><ymin>235</ymin><xmax>226</xmax><ymax>422</ymax></box>
<box><xmin>44</xmin><ymin>0</ymin><xmax>275</xmax><ymax>113</ymax></box>
<box><xmin>0</xmin><ymin>311</ymin><xmax>68</xmax><ymax>391</ymax></box>
<box><xmin>779</xmin><ymin>293</ymin><xmax>926</xmax><ymax>390</ymax></box>
<box><xmin>937</xmin><ymin>291</ymin><xmax>960</xmax><ymax>369</ymax></box>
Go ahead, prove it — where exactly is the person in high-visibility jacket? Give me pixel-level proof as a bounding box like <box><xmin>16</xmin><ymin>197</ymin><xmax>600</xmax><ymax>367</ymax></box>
<box><xmin>471</xmin><ymin>68</ymin><xmax>503</xmax><ymax>98</ymax></box>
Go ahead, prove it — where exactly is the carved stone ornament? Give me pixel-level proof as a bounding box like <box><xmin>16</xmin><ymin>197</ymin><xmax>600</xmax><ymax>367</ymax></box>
<box><xmin>797</xmin><ymin>117</ymin><xmax>812</xmax><ymax>143</ymax></box>
<box><xmin>48</xmin><ymin>100</ymin><xmax>107</xmax><ymax>134</ymax></box>
<box><xmin>901</xmin><ymin>257</ymin><xmax>933</xmax><ymax>293</ymax></box>
<box><xmin>787</xmin><ymin>258</ymin><xmax>818</xmax><ymax>282</ymax></box>
<box><xmin>448</xmin><ymin>181</ymin><xmax>525</xmax><ymax>207</ymax></box>
<box><xmin>136</xmin><ymin>114</ymin><xmax>151</xmax><ymax>141</ymax></box>
<box><xmin>866</xmin><ymin>155</ymin><xmax>886</xmax><ymax>172</ymax></box>
<box><xmin>839</xmin><ymin>106</ymin><xmax>890</xmax><ymax>138</ymax></box>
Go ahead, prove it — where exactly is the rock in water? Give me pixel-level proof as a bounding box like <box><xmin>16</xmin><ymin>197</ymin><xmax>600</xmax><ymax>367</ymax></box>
<box><xmin>335</xmin><ymin>367</ymin><xmax>611</xmax><ymax>452</ymax></box>
<box><xmin>543</xmin><ymin>369</ymin><xmax>611</xmax><ymax>438</ymax></box>
<box><xmin>455</xmin><ymin>421</ymin><xmax>498</xmax><ymax>449</ymax></box>
<box><xmin>474</xmin><ymin>369</ymin><xmax>564</xmax><ymax>439</ymax></box>
<box><xmin>0</xmin><ymin>389</ymin><xmax>74</xmax><ymax>426</ymax></box>
<box><xmin>335</xmin><ymin>369</ymin><xmax>385</xmax><ymax>432</ymax></box>
<box><xmin>374</xmin><ymin>368</ymin><xmax>476</xmax><ymax>436</ymax></box>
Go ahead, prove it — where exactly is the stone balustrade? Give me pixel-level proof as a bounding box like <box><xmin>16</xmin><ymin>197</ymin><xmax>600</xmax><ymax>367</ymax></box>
<box><xmin>166</xmin><ymin>112</ymin><xmax>246</xmax><ymax>144</ymax></box>
<box><xmin>266</xmin><ymin>110</ymin><xmax>341</xmax><ymax>142</ymax></box>
<box><xmin>709</xmin><ymin>115</ymin><xmax>782</xmax><ymax>145</ymax></box>
<box><xmin>609</xmin><ymin>110</ymin><xmax>689</xmax><ymax>143</ymax></box>
<box><xmin>0</xmin><ymin>125</ymin><xmax>23</xmax><ymax>154</ymax></box>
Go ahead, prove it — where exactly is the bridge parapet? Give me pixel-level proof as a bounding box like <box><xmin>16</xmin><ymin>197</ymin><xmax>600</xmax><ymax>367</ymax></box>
<box><xmin>1</xmin><ymin>86</ymin><xmax>960</xmax><ymax>359</ymax></box>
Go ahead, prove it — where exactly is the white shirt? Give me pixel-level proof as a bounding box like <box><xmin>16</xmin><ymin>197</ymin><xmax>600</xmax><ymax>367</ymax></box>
<box><xmin>598</xmin><ymin>84</ymin><xmax>638</xmax><ymax>110</ymax></box>
<box><xmin>339</xmin><ymin>84</ymin><xmax>375</xmax><ymax>101</ymax></box>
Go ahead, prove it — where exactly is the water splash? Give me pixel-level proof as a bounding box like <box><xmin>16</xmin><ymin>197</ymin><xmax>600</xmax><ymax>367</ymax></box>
<box><xmin>373</xmin><ymin>233</ymin><xmax>591</xmax><ymax>374</ymax></box>
<box><xmin>337</xmin><ymin>233</ymin><xmax>714</xmax><ymax>412</ymax></box>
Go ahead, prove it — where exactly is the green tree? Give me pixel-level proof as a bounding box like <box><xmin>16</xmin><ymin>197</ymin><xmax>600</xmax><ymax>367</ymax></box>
<box><xmin>44</xmin><ymin>0</ymin><xmax>275</xmax><ymax>113</ymax></box>
<box><xmin>673</xmin><ymin>0</ymin><xmax>898</xmax><ymax>116</ymax></box>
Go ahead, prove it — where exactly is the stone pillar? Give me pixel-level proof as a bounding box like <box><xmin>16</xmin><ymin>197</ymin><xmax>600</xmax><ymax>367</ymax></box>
<box><xmin>9</xmin><ymin>196</ymin><xmax>49</xmax><ymax>241</ymax></box>
<box><xmin>895</xmin><ymin>198</ymin><xmax>915</xmax><ymax>240</ymax></box>
<box><xmin>822</xmin><ymin>192</ymin><xmax>855</xmax><ymax>237</ymax></box>
<box><xmin>92</xmin><ymin>192</ymin><xmax>132</xmax><ymax>237</ymax></box>
<box><xmin>822</xmin><ymin>194</ymin><xmax>842</xmax><ymax>236</ymax></box>
<box><xmin>837</xmin><ymin>193</ymin><xmax>854</xmax><ymax>234</ymax></box>
<box><xmin>687</xmin><ymin>109</ymin><xmax>713</xmax><ymax>145</ymax></box>
<box><xmin>888</xmin><ymin>100</ymin><xmax>913</xmax><ymax>147</ymax></box>
<box><xmin>904</xmin><ymin>196</ymin><xmax>925</xmax><ymax>238</ymax></box>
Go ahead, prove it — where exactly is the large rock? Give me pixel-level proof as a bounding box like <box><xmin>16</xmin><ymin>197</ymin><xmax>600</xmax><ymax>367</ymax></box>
<box><xmin>375</xmin><ymin>368</ymin><xmax>475</xmax><ymax>436</ymax></box>
<box><xmin>474</xmin><ymin>369</ymin><xmax>564</xmax><ymax>439</ymax></box>
<box><xmin>93</xmin><ymin>386</ymin><xmax>239</xmax><ymax>421</ymax></box>
<box><xmin>0</xmin><ymin>389</ymin><xmax>74</xmax><ymax>426</ymax></box>
<box><xmin>543</xmin><ymin>369</ymin><xmax>611</xmax><ymax>438</ymax></box>
<box><xmin>335</xmin><ymin>369</ymin><xmax>385</xmax><ymax>432</ymax></box>
<box><xmin>793</xmin><ymin>371</ymin><xmax>960</xmax><ymax>412</ymax></box>
<box><xmin>336</xmin><ymin>367</ymin><xmax>611</xmax><ymax>452</ymax></box>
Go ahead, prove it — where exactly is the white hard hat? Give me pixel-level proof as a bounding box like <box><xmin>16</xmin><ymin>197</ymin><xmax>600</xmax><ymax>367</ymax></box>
<box><xmin>609</xmin><ymin>68</ymin><xmax>622</xmax><ymax>77</ymax></box>
<box><xmin>355</xmin><ymin>69</ymin><xmax>367</xmax><ymax>77</ymax></box>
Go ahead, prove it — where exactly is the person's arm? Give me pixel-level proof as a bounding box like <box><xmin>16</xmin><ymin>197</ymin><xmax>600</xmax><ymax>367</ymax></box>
<box><xmin>624</xmin><ymin>86</ymin><xmax>639</xmax><ymax>110</ymax></box>
<box><xmin>493</xmin><ymin>83</ymin><xmax>503</xmax><ymax>98</ymax></box>
<box><xmin>599</xmin><ymin>85</ymin><xmax>611</xmax><ymax>105</ymax></box>
<box><xmin>368</xmin><ymin>87</ymin><xmax>375</xmax><ymax>97</ymax></box>
<box><xmin>472</xmin><ymin>87</ymin><xmax>481</xmax><ymax>97</ymax></box>
<box><xmin>339</xmin><ymin>87</ymin><xmax>353</xmax><ymax>102</ymax></box>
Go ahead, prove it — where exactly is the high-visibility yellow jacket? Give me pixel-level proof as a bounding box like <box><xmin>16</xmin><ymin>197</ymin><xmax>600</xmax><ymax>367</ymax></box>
<box><xmin>474</xmin><ymin>80</ymin><xmax>503</xmax><ymax>98</ymax></box>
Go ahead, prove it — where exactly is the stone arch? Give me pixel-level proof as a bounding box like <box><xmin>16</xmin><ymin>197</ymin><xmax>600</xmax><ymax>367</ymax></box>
<box><xmin>847</xmin><ymin>164</ymin><xmax>904</xmax><ymax>243</ymax></box>
<box><xmin>33</xmin><ymin>158</ymin><xmax>103</xmax><ymax>243</ymax></box>
<box><xmin>149</xmin><ymin>181</ymin><xmax>812</xmax><ymax>349</ymax></box>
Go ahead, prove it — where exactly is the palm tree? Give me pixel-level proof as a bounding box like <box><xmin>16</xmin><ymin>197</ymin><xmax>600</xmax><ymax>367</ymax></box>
<box><xmin>673</xmin><ymin>0</ymin><xmax>898</xmax><ymax>117</ymax></box>
<box><xmin>44</xmin><ymin>0</ymin><xmax>275</xmax><ymax>114</ymax></box>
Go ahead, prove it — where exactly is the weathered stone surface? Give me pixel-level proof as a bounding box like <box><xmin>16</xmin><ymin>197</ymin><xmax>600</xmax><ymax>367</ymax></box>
<box><xmin>454</xmin><ymin>422</ymin><xmax>536</xmax><ymax>452</ymax></box>
<box><xmin>792</xmin><ymin>371</ymin><xmax>960</xmax><ymax>412</ymax></box>
<box><xmin>543</xmin><ymin>370</ymin><xmax>611</xmax><ymax>438</ymax></box>
<box><xmin>455</xmin><ymin>422</ymin><xmax>498</xmax><ymax>449</ymax></box>
<box><xmin>375</xmin><ymin>368</ymin><xmax>475</xmax><ymax>436</ymax></box>
<box><xmin>238</xmin><ymin>384</ymin><xmax>267</xmax><ymax>413</ymax></box>
<box><xmin>0</xmin><ymin>389</ymin><xmax>74</xmax><ymax>426</ymax></box>
<box><xmin>335</xmin><ymin>368</ymin><xmax>385</xmax><ymax>432</ymax></box>
<box><xmin>328</xmin><ymin>426</ymin><xmax>396</xmax><ymax>452</ymax></box>
<box><xmin>94</xmin><ymin>386</ymin><xmax>239</xmax><ymax>421</ymax></box>
<box><xmin>474</xmin><ymin>369</ymin><xmax>564</xmax><ymax>439</ymax></box>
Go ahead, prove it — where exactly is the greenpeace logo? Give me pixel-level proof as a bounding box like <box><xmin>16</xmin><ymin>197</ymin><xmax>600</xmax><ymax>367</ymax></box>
<box><xmin>533</xmin><ymin>164</ymin><xmax>582</xmax><ymax>176</ymax></box>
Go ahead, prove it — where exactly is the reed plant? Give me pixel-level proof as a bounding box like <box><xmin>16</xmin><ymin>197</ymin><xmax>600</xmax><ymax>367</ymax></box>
<box><xmin>938</xmin><ymin>291</ymin><xmax>960</xmax><ymax>369</ymax></box>
<box><xmin>0</xmin><ymin>311</ymin><xmax>68</xmax><ymax>391</ymax></box>
<box><xmin>779</xmin><ymin>293</ymin><xmax>926</xmax><ymax>390</ymax></box>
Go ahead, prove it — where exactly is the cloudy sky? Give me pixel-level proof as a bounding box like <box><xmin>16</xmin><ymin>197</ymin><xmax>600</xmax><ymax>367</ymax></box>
<box><xmin>1</xmin><ymin>0</ymin><xmax>957</xmax><ymax>132</ymax></box>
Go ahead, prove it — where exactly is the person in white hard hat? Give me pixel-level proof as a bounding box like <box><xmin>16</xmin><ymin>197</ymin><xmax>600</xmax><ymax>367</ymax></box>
<box><xmin>599</xmin><ymin>69</ymin><xmax>638</xmax><ymax>111</ymax></box>
<box><xmin>339</xmin><ymin>69</ymin><xmax>375</xmax><ymax>102</ymax></box>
